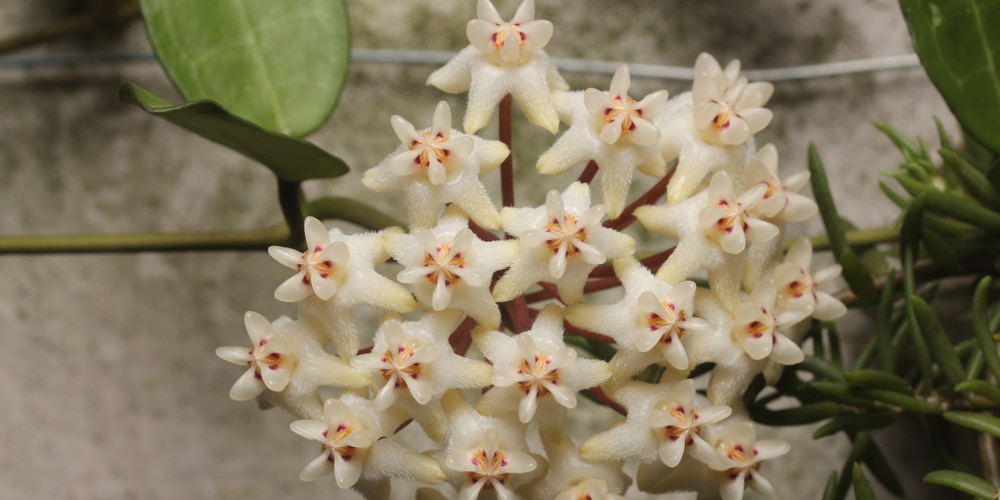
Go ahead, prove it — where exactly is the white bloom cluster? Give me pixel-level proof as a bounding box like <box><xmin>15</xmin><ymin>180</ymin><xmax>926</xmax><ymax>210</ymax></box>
<box><xmin>215</xmin><ymin>1</ymin><xmax>847</xmax><ymax>498</ymax></box>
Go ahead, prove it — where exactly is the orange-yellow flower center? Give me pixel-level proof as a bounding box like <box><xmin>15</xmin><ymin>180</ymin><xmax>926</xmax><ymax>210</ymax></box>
<box><xmin>491</xmin><ymin>25</ymin><xmax>526</xmax><ymax>51</ymax></box>
<box><xmin>516</xmin><ymin>354</ymin><xmax>559</xmax><ymax>397</ymax></box>
<box><xmin>545</xmin><ymin>215</ymin><xmax>587</xmax><ymax>255</ymax></box>
<box><xmin>711</xmin><ymin>101</ymin><xmax>734</xmax><ymax>131</ymax></box>
<box><xmin>745</xmin><ymin>311</ymin><xmax>774</xmax><ymax>340</ymax></box>
<box><xmin>468</xmin><ymin>448</ymin><xmax>511</xmax><ymax>487</ymax></box>
<box><xmin>422</xmin><ymin>244</ymin><xmax>466</xmax><ymax>286</ymax></box>
<box><xmin>604</xmin><ymin>95</ymin><xmax>640</xmax><ymax>134</ymax></box>
<box><xmin>713</xmin><ymin>200</ymin><xmax>748</xmax><ymax>235</ymax></box>
<box><xmin>379</xmin><ymin>345</ymin><xmax>422</xmax><ymax>388</ymax></box>
<box><xmin>410</xmin><ymin>131</ymin><xmax>450</xmax><ymax>170</ymax></box>
<box><xmin>322</xmin><ymin>423</ymin><xmax>360</xmax><ymax>460</ymax></box>
<box><xmin>648</xmin><ymin>301</ymin><xmax>686</xmax><ymax>344</ymax></box>
<box><xmin>250</xmin><ymin>338</ymin><xmax>285</xmax><ymax>377</ymax></box>
<box><xmin>299</xmin><ymin>246</ymin><xmax>335</xmax><ymax>284</ymax></box>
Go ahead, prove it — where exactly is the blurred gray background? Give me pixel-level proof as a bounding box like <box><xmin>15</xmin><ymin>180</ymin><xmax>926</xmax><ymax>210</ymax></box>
<box><xmin>0</xmin><ymin>0</ymin><xmax>957</xmax><ymax>498</ymax></box>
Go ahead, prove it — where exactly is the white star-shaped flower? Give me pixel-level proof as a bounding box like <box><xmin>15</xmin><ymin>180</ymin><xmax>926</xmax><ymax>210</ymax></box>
<box><xmin>268</xmin><ymin>216</ymin><xmax>351</xmax><ymax>303</ymax></box>
<box><xmin>692</xmin><ymin>53</ymin><xmax>773</xmax><ymax>147</ymax></box>
<box><xmin>745</xmin><ymin>143</ymin><xmax>817</xmax><ymax>222</ymax></box>
<box><xmin>580</xmin><ymin>379</ymin><xmax>731</xmax><ymax>468</ymax></box>
<box><xmin>216</xmin><ymin>311</ymin><xmax>299</xmax><ymax>401</ymax></box>
<box><xmin>474</xmin><ymin>304</ymin><xmax>611</xmax><ymax>425</ymax></box>
<box><xmin>636</xmin><ymin>172</ymin><xmax>776</xmax><ymax>300</ymax></box>
<box><xmin>656</xmin><ymin>53</ymin><xmax>773</xmax><ymax>205</ymax></box>
<box><xmin>647</xmin><ymin>378</ymin><xmax>733</xmax><ymax>468</ymax></box>
<box><xmin>438</xmin><ymin>391</ymin><xmax>543</xmax><ymax>500</ymax></box>
<box><xmin>564</xmin><ymin>258</ymin><xmax>714</xmax><ymax>384</ymax></box>
<box><xmin>217</xmin><ymin>315</ymin><xmax>371</xmax><ymax>418</ymax></box>
<box><xmin>773</xmin><ymin>238</ymin><xmax>847</xmax><ymax>321</ymax></box>
<box><xmin>706</xmin><ymin>421</ymin><xmax>790</xmax><ymax>500</ymax></box>
<box><xmin>698</xmin><ymin>171</ymin><xmax>780</xmax><ymax>255</ymax></box>
<box><xmin>363</xmin><ymin>101</ymin><xmax>509</xmax><ymax>229</ymax></box>
<box><xmin>536</xmin><ymin>65</ymin><xmax>669</xmax><ymax>218</ymax></box>
<box><xmin>427</xmin><ymin>0</ymin><xmax>568</xmax><ymax>133</ymax></box>
<box><xmin>290</xmin><ymin>394</ymin><xmax>445</xmax><ymax>490</ymax></box>
<box><xmin>350</xmin><ymin>311</ymin><xmax>492</xmax><ymax>441</ymax></box>
<box><xmin>268</xmin><ymin>217</ymin><xmax>417</xmax><ymax>359</ymax></box>
<box><xmin>386</xmin><ymin>210</ymin><xmax>518</xmax><ymax>329</ymax></box>
<box><xmin>494</xmin><ymin>182</ymin><xmax>635</xmax><ymax>304</ymax></box>
<box><xmin>732</xmin><ymin>280</ymin><xmax>807</xmax><ymax>365</ymax></box>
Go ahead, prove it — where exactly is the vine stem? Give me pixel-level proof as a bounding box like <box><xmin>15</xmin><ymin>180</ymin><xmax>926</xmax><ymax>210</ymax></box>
<box><xmin>499</xmin><ymin>94</ymin><xmax>515</xmax><ymax>208</ymax></box>
<box><xmin>495</xmin><ymin>93</ymin><xmax>532</xmax><ymax>333</ymax></box>
<box><xmin>0</xmin><ymin>196</ymin><xmax>404</xmax><ymax>255</ymax></box>
<box><xmin>0</xmin><ymin>225</ymin><xmax>289</xmax><ymax>254</ymax></box>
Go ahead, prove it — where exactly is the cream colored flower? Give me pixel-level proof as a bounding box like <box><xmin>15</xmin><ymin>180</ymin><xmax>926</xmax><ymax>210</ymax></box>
<box><xmin>564</xmin><ymin>258</ymin><xmax>714</xmax><ymax>383</ymax></box>
<box><xmin>580</xmin><ymin>379</ymin><xmax>731</xmax><ymax>468</ymax></box>
<box><xmin>427</xmin><ymin>0</ymin><xmax>568</xmax><ymax>133</ymax></box>
<box><xmin>350</xmin><ymin>311</ymin><xmax>492</xmax><ymax>441</ymax></box>
<box><xmin>692</xmin><ymin>53</ymin><xmax>773</xmax><ymax>147</ymax></box>
<box><xmin>494</xmin><ymin>182</ymin><xmax>634</xmax><ymax>304</ymax></box>
<box><xmin>698</xmin><ymin>171</ymin><xmax>780</xmax><ymax>255</ymax></box>
<box><xmin>732</xmin><ymin>280</ymin><xmax>806</xmax><ymax>365</ymax></box>
<box><xmin>438</xmin><ymin>391</ymin><xmax>543</xmax><ymax>500</ymax></box>
<box><xmin>745</xmin><ymin>143</ymin><xmax>817</xmax><ymax>222</ymax></box>
<box><xmin>385</xmin><ymin>210</ymin><xmax>518</xmax><ymax>329</ymax></box>
<box><xmin>474</xmin><ymin>304</ymin><xmax>611</xmax><ymax>425</ymax></box>
<box><xmin>268</xmin><ymin>216</ymin><xmax>350</xmax><ymax>302</ymax></box>
<box><xmin>269</xmin><ymin>217</ymin><xmax>416</xmax><ymax>359</ymax></box>
<box><xmin>290</xmin><ymin>395</ymin><xmax>445</xmax><ymax>490</ymax></box>
<box><xmin>536</xmin><ymin>65</ymin><xmax>668</xmax><ymax>218</ymax></box>
<box><xmin>773</xmin><ymin>238</ymin><xmax>847</xmax><ymax>321</ymax></box>
<box><xmin>363</xmin><ymin>102</ymin><xmax>509</xmax><ymax>229</ymax></box>
<box><xmin>216</xmin><ymin>311</ymin><xmax>298</xmax><ymax>401</ymax></box>
<box><xmin>706</xmin><ymin>421</ymin><xmax>789</xmax><ymax>500</ymax></box>
<box><xmin>657</xmin><ymin>53</ymin><xmax>773</xmax><ymax>205</ymax></box>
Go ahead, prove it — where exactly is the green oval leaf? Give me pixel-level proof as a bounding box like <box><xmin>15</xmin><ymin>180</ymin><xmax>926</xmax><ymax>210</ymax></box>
<box><xmin>839</xmin><ymin>248</ymin><xmax>878</xmax><ymax>305</ymax></box>
<box><xmin>852</xmin><ymin>464</ymin><xmax>878</xmax><ymax>500</ymax></box>
<box><xmin>944</xmin><ymin>411</ymin><xmax>1000</xmax><ymax>439</ymax></box>
<box><xmin>924</xmin><ymin>470</ymin><xmax>997</xmax><ymax>499</ymax></box>
<box><xmin>911</xmin><ymin>296</ymin><xmax>967</xmax><ymax>385</ymax></box>
<box><xmin>139</xmin><ymin>0</ymin><xmax>349</xmax><ymax>137</ymax></box>
<box><xmin>845</xmin><ymin>369</ymin><xmax>912</xmax><ymax>394</ymax></box>
<box><xmin>973</xmin><ymin>277</ymin><xmax>1000</xmax><ymax>381</ymax></box>
<box><xmin>120</xmin><ymin>82</ymin><xmax>348</xmax><ymax>182</ymax></box>
<box><xmin>808</xmin><ymin>144</ymin><xmax>848</xmax><ymax>258</ymax></box>
<box><xmin>900</xmin><ymin>0</ymin><xmax>1000</xmax><ymax>155</ymax></box>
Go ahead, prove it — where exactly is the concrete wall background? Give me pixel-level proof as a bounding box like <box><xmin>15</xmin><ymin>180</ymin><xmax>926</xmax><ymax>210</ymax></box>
<box><xmin>0</xmin><ymin>0</ymin><xmax>958</xmax><ymax>498</ymax></box>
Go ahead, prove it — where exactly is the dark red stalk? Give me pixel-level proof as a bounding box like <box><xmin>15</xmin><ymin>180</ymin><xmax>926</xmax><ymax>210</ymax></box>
<box><xmin>577</xmin><ymin>160</ymin><xmax>599</xmax><ymax>184</ymax></box>
<box><xmin>499</xmin><ymin>94</ymin><xmax>515</xmax><ymax>208</ymax></box>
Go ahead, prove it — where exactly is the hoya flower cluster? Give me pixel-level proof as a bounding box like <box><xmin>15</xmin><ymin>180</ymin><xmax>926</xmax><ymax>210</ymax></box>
<box><xmin>215</xmin><ymin>1</ymin><xmax>846</xmax><ymax>498</ymax></box>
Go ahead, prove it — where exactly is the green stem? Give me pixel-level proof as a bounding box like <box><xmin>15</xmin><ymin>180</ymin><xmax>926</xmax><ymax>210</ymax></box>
<box><xmin>0</xmin><ymin>224</ymin><xmax>289</xmax><ymax>254</ymax></box>
<box><xmin>798</xmin><ymin>227</ymin><xmax>899</xmax><ymax>253</ymax></box>
<box><xmin>0</xmin><ymin>196</ymin><xmax>406</xmax><ymax>255</ymax></box>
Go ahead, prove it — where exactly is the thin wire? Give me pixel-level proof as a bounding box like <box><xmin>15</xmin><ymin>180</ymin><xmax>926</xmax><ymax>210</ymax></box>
<box><xmin>0</xmin><ymin>48</ymin><xmax>922</xmax><ymax>82</ymax></box>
